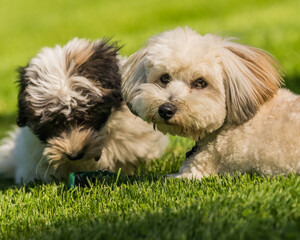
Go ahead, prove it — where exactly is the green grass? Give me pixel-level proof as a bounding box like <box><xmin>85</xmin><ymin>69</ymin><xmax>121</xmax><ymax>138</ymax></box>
<box><xmin>0</xmin><ymin>0</ymin><xmax>300</xmax><ymax>239</ymax></box>
<box><xmin>1</xmin><ymin>170</ymin><xmax>300</xmax><ymax>239</ymax></box>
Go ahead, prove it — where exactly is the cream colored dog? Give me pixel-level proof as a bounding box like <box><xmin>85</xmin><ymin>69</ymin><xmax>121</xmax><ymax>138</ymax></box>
<box><xmin>122</xmin><ymin>27</ymin><xmax>300</xmax><ymax>179</ymax></box>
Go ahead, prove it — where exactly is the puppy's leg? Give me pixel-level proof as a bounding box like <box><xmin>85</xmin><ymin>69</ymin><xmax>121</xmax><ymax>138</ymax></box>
<box><xmin>169</xmin><ymin>149</ymin><xmax>218</xmax><ymax>180</ymax></box>
<box><xmin>13</xmin><ymin>127</ymin><xmax>47</xmax><ymax>184</ymax></box>
<box><xmin>0</xmin><ymin>127</ymin><xmax>40</xmax><ymax>183</ymax></box>
<box><xmin>0</xmin><ymin>128</ymin><xmax>18</xmax><ymax>178</ymax></box>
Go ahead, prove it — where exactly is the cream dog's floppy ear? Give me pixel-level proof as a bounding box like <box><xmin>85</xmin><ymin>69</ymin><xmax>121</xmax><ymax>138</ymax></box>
<box><xmin>220</xmin><ymin>41</ymin><xmax>284</xmax><ymax>124</ymax></box>
<box><xmin>122</xmin><ymin>47</ymin><xmax>148</xmax><ymax>105</ymax></box>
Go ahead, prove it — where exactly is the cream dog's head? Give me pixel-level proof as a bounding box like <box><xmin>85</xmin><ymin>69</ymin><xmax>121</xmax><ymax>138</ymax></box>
<box><xmin>122</xmin><ymin>27</ymin><xmax>284</xmax><ymax>140</ymax></box>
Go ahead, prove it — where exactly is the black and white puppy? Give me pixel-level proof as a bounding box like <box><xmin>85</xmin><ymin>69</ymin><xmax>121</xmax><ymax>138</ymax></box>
<box><xmin>0</xmin><ymin>38</ymin><xmax>168</xmax><ymax>184</ymax></box>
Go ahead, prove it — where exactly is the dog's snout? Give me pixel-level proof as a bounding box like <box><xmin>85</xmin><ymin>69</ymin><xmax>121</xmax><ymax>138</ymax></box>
<box><xmin>66</xmin><ymin>151</ymin><xmax>84</xmax><ymax>161</ymax></box>
<box><xmin>94</xmin><ymin>151</ymin><xmax>102</xmax><ymax>162</ymax></box>
<box><xmin>158</xmin><ymin>103</ymin><xmax>177</xmax><ymax>120</ymax></box>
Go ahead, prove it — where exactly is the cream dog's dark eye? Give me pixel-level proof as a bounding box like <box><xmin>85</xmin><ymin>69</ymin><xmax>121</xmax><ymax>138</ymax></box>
<box><xmin>160</xmin><ymin>74</ymin><xmax>171</xmax><ymax>84</ymax></box>
<box><xmin>192</xmin><ymin>78</ymin><xmax>207</xmax><ymax>89</ymax></box>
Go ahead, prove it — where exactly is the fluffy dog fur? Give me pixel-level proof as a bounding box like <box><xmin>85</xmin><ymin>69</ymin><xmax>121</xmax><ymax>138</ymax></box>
<box><xmin>0</xmin><ymin>38</ymin><xmax>168</xmax><ymax>184</ymax></box>
<box><xmin>122</xmin><ymin>27</ymin><xmax>300</xmax><ymax>179</ymax></box>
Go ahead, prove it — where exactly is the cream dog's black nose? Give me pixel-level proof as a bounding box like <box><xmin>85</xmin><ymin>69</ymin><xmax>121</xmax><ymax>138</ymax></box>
<box><xmin>158</xmin><ymin>103</ymin><xmax>177</xmax><ymax>120</ymax></box>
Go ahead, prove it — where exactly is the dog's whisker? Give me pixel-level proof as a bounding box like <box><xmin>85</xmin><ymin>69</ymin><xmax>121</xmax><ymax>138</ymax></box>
<box><xmin>35</xmin><ymin>154</ymin><xmax>46</xmax><ymax>175</ymax></box>
<box><xmin>43</xmin><ymin>163</ymin><xmax>51</xmax><ymax>180</ymax></box>
<box><xmin>148</xmin><ymin>99</ymin><xmax>160</xmax><ymax>114</ymax></box>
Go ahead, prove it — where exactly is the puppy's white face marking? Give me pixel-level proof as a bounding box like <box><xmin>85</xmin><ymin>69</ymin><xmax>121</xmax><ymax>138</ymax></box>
<box><xmin>122</xmin><ymin>27</ymin><xmax>282</xmax><ymax>140</ymax></box>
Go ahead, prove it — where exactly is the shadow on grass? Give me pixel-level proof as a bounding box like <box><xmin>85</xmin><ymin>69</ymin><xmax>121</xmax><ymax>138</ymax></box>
<box><xmin>0</xmin><ymin>177</ymin><xmax>16</xmax><ymax>191</ymax></box>
<box><xmin>35</xmin><ymin>207</ymin><xmax>298</xmax><ymax>240</ymax></box>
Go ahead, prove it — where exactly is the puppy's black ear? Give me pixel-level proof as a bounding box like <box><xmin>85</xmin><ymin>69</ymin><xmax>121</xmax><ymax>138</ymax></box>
<box><xmin>220</xmin><ymin>42</ymin><xmax>284</xmax><ymax>124</ymax></box>
<box><xmin>16</xmin><ymin>66</ymin><xmax>30</xmax><ymax>127</ymax></box>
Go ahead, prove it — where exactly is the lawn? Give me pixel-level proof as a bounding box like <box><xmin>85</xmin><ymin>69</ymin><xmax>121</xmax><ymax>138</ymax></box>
<box><xmin>0</xmin><ymin>0</ymin><xmax>299</xmax><ymax>239</ymax></box>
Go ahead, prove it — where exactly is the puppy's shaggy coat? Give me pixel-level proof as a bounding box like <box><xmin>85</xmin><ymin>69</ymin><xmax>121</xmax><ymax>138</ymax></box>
<box><xmin>0</xmin><ymin>38</ymin><xmax>168</xmax><ymax>184</ymax></box>
<box><xmin>122</xmin><ymin>27</ymin><xmax>300</xmax><ymax>179</ymax></box>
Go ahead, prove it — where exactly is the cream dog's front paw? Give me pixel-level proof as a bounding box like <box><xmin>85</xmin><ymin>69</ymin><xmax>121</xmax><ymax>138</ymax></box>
<box><xmin>165</xmin><ymin>172</ymin><xmax>203</xmax><ymax>180</ymax></box>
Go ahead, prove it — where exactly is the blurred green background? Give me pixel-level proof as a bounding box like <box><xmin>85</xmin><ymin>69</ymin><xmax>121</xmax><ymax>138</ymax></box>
<box><xmin>0</xmin><ymin>0</ymin><xmax>299</xmax><ymax>138</ymax></box>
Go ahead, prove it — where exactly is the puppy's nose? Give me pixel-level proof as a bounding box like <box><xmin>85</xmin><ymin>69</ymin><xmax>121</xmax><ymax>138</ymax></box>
<box><xmin>94</xmin><ymin>152</ymin><xmax>102</xmax><ymax>162</ymax></box>
<box><xmin>158</xmin><ymin>103</ymin><xmax>177</xmax><ymax>120</ymax></box>
<box><xmin>67</xmin><ymin>151</ymin><xmax>84</xmax><ymax>161</ymax></box>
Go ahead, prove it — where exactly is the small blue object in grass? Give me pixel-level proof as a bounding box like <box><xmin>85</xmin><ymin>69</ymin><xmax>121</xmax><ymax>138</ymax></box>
<box><xmin>69</xmin><ymin>170</ymin><xmax>118</xmax><ymax>189</ymax></box>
